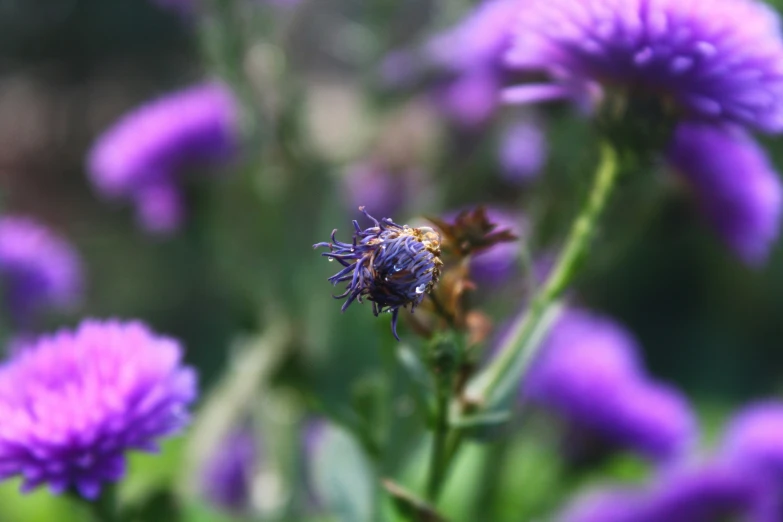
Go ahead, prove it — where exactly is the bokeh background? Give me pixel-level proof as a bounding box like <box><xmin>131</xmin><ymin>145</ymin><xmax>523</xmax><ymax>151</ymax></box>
<box><xmin>3</xmin><ymin>0</ymin><xmax>783</xmax><ymax>521</ymax></box>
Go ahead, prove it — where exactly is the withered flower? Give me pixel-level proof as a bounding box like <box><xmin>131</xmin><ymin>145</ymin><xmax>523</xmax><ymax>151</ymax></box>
<box><xmin>314</xmin><ymin>208</ymin><xmax>443</xmax><ymax>340</ymax></box>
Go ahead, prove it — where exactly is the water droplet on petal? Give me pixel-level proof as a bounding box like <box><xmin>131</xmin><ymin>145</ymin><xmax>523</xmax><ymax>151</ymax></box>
<box><xmin>415</xmin><ymin>284</ymin><xmax>427</xmax><ymax>294</ymax></box>
<box><xmin>328</xmin><ymin>258</ymin><xmax>334</xmax><ymax>262</ymax></box>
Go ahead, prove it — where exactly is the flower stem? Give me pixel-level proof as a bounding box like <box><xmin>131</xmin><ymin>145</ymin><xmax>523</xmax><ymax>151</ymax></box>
<box><xmin>425</xmin><ymin>382</ymin><xmax>450</xmax><ymax>501</ymax></box>
<box><xmin>465</xmin><ymin>141</ymin><xmax>620</xmax><ymax>408</ymax></box>
<box><xmin>423</xmin><ymin>331</ymin><xmax>464</xmax><ymax>503</ymax></box>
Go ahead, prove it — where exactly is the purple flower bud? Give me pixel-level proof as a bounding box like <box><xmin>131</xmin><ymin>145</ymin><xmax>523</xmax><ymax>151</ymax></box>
<box><xmin>202</xmin><ymin>427</ymin><xmax>258</xmax><ymax>514</ymax></box>
<box><xmin>0</xmin><ymin>319</ymin><xmax>197</xmax><ymax>499</ymax></box>
<box><xmin>87</xmin><ymin>82</ymin><xmax>239</xmax><ymax>233</ymax></box>
<box><xmin>524</xmin><ymin>309</ymin><xmax>697</xmax><ymax>461</ymax></box>
<box><xmin>0</xmin><ymin>217</ymin><xmax>82</xmax><ymax>328</ymax></box>
<box><xmin>498</xmin><ymin>118</ymin><xmax>548</xmax><ymax>182</ymax></box>
<box><xmin>668</xmin><ymin>122</ymin><xmax>782</xmax><ymax>265</ymax></box>
<box><xmin>314</xmin><ymin>208</ymin><xmax>443</xmax><ymax>340</ymax></box>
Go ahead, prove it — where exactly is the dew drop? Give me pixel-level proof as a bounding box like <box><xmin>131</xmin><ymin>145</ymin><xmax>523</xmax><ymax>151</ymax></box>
<box><xmin>415</xmin><ymin>284</ymin><xmax>427</xmax><ymax>294</ymax></box>
<box><xmin>394</xmin><ymin>264</ymin><xmax>403</xmax><ymax>272</ymax></box>
<box><xmin>328</xmin><ymin>258</ymin><xmax>334</xmax><ymax>262</ymax></box>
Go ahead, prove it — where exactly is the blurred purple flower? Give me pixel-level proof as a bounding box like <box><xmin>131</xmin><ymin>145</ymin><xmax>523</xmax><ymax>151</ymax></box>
<box><xmin>469</xmin><ymin>209</ymin><xmax>525</xmax><ymax>285</ymax></box>
<box><xmin>668</xmin><ymin>123</ymin><xmax>782</xmax><ymax>265</ymax></box>
<box><xmin>0</xmin><ymin>320</ymin><xmax>196</xmax><ymax>499</ymax></box>
<box><xmin>559</xmin><ymin>488</ymin><xmax>647</xmax><ymax>522</ymax></box>
<box><xmin>380</xmin><ymin>51</ymin><xmax>423</xmax><ymax>90</ymax></box>
<box><xmin>435</xmin><ymin>68</ymin><xmax>501</xmax><ymax>128</ymax></box>
<box><xmin>427</xmin><ymin>0</ymin><xmax>520</xmax><ymax>73</ymax></box>
<box><xmin>87</xmin><ymin>82</ymin><xmax>239</xmax><ymax>233</ymax></box>
<box><xmin>721</xmin><ymin>402</ymin><xmax>783</xmax><ymax>481</ymax></box>
<box><xmin>504</xmin><ymin>0</ymin><xmax>783</xmax><ymax>132</ymax></box>
<box><xmin>341</xmin><ymin>161</ymin><xmax>425</xmax><ymax>220</ymax></box>
<box><xmin>423</xmin><ymin>0</ymin><xmax>521</xmax><ymax>127</ymax></box>
<box><xmin>302</xmin><ymin>419</ymin><xmax>327</xmax><ymax>509</ymax></box>
<box><xmin>134</xmin><ymin>182</ymin><xmax>185</xmax><ymax>235</ymax></box>
<box><xmin>561</xmin><ymin>466</ymin><xmax>779</xmax><ymax>522</ymax></box>
<box><xmin>0</xmin><ymin>217</ymin><xmax>82</xmax><ymax>328</ymax></box>
<box><xmin>524</xmin><ymin>309</ymin><xmax>697</xmax><ymax>461</ymax></box>
<box><xmin>498</xmin><ymin>0</ymin><xmax>783</xmax><ymax>262</ymax></box>
<box><xmin>202</xmin><ymin>427</ymin><xmax>258</xmax><ymax>514</ymax></box>
<box><xmin>498</xmin><ymin>117</ymin><xmax>548</xmax><ymax>183</ymax></box>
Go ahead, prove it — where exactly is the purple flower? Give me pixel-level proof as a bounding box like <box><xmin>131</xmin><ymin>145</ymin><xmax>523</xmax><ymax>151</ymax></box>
<box><xmin>497</xmin><ymin>0</ymin><xmax>783</xmax><ymax>263</ymax></box>
<box><xmin>468</xmin><ymin>209</ymin><xmax>526</xmax><ymax>285</ymax></box>
<box><xmin>341</xmin><ymin>161</ymin><xmax>425</xmax><ymax>221</ymax></box>
<box><xmin>561</xmin><ymin>466</ymin><xmax>779</xmax><ymax>522</ymax></box>
<box><xmin>668</xmin><ymin>123</ymin><xmax>782</xmax><ymax>264</ymax></box>
<box><xmin>524</xmin><ymin>309</ymin><xmax>696</xmax><ymax>461</ymax></box>
<box><xmin>504</xmin><ymin>0</ymin><xmax>783</xmax><ymax>133</ymax></box>
<box><xmin>87</xmin><ymin>82</ymin><xmax>239</xmax><ymax>233</ymax></box>
<box><xmin>498</xmin><ymin>117</ymin><xmax>548</xmax><ymax>183</ymax></box>
<box><xmin>0</xmin><ymin>320</ymin><xmax>197</xmax><ymax>499</ymax></box>
<box><xmin>314</xmin><ymin>208</ymin><xmax>443</xmax><ymax>340</ymax></box>
<box><xmin>559</xmin><ymin>488</ymin><xmax>648</xmax><ymax>522</ymax></box>
<box><xmin>134</xmin><ymin>182</ymin><xmax>185</xmax><ymax>235</ymax></box>
<box><xmin>202</xmin><ymin>427</ymin><xmax>258</xmax><ymax>514</ymax></box>
<box><xmin>427</xmin><ymin>0</ymin><xmax>520</xmax><ymax>73</ymax></box>
<box><xmin>435</xmin><ymin>69</ymin><xmax>501</xmax><ymax>128</ymax></box>
<box><xmin>721</xmin><ymin>402</ymin><xmax>783</xmax><ymax>480</ymax></box>
<box><xmin>0</xmin><ymin>217</ymin><xmax>82</xmax><ymax>328</ymax></box>
<box><xmin>423</xmin><ymin>0</ymin><xmax>521</xmax><ymax>126</ymax></box>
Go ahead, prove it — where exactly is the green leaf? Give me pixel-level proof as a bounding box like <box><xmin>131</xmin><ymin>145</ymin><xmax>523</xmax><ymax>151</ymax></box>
<box><xmin>382</xmin><ymin>479</ymin><xmax>446</xmax><ymax>522</ymax></box>
<box><xmin>311</xmin><ymin>426</ymin><xmax>376</xmax><ymax>522</ymax></box>
<box><xmin>449</xmin><ymin>410</ymin><xmax>512</xmax><ymax>430</ymax></box>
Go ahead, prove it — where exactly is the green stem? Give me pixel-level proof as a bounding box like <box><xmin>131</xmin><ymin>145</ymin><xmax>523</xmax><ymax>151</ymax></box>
<box><xmin>465</xmin><ymin>141</ymin><xmax>620</xmax><ymax>408</ymax></box>
<box><xmin>425</xmin><ymin>382</ymin><xmax>450</xmax><ymax>501</ymax></box>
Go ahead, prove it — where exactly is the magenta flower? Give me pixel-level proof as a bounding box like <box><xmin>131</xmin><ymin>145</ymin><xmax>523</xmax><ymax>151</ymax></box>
<box><xmin>0</xmin><ymin>217</ymin><xmax>82</xmax><ymax>328</ymax></box>
<box><xmin>87</xmin><ymin>82</ymin><xmax>239</xmax><ymax>234</ymax></box>
<box><xmin>0</xmin><ymin>320</ymin><xmax>197</xmax><ymax>499</ymax></box>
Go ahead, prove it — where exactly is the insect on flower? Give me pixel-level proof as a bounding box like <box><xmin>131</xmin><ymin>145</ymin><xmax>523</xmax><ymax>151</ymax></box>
<box><xmin>314</xmin><ymin>207</ymin><xmax>443</xmax><ymax>340</ymax></box>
